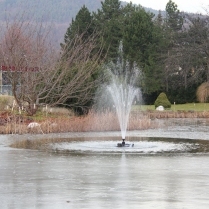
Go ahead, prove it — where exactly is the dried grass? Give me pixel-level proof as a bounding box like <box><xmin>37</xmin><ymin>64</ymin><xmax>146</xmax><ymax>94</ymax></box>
<box><xmin>0</xmin><ymin>95</ymin><xmax>14</xmax><ymax>110</ymax></box>
<box><xmin>3</xmin><ymin>109</ymin><xmax>209</xmax><ymax>135</ymax></box>
<box><xmin>2</xmin><ymin>110</ymin><xmax>152</xmax><ymax>135</ymax></box>
<box><xmin>196</xmin><ymin>82</ymin><xmax>209</xmax><ymax>103</ymax></box>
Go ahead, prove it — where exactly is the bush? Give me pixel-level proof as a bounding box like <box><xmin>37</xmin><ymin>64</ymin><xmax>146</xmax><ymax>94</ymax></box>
<box><xmin>0</xmin><ymin>95</ymin><xmax>14</xmax><ymax>109</ymax></box>
<box><xmin>196</xmin><ymin>82</ymin><xmax>209</xmax><ymax>103</ymax></box>
<box><xmin>154</xmin><ymin>92</ymin><xmax>171</xmax><ymax>109</ymax></box>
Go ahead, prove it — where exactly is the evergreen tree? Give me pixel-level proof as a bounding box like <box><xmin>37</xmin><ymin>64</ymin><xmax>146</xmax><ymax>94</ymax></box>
<box><xmin>122</xmin><ymin>4</ymin><xmax>154</xmax><ymax>65</ymax></box>
<box><xmin>154</xmin><ymin>10</ymin><xmax>163</xmax><ymax>26</ymax></box>
<box><xmin>161</xmin><ymin>1</ymin><xmax>184</xmax><ymax>93</ymax></box>
<box><xmin>122</xmin><ymin>4</ymin><xmax>164</xmax><ymax>94</ymax></box>
<box><xmin>60</xmin><ymin>5</ymin><xmax>102</xmax><ymax>114</ymax></box>
<box><xmin>165</xmin><ymin>0</ymin><xmax>184</xmax><ymax>31</ymax></box>
<box><xmin>93</xmin><ymin>0</ymin><xmax>123</xmax><ymax>62</ymax></box>
<box><xmin>62</xmin><ymin>5</ymin><xmax>94</xmax><ymax>48</ymax></box>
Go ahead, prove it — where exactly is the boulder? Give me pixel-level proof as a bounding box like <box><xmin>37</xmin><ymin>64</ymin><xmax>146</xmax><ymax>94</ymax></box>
<box><xmin>156</xmin><ymin>105</ymin><xmax>164</xmax><ymax>111</ymax></box>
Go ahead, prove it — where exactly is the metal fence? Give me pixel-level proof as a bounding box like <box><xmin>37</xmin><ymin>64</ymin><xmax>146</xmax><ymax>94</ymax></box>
<box><xmin>0</xmin><ymin>85</ymin><xmax>12</xmax><ymax>95</ymax></box>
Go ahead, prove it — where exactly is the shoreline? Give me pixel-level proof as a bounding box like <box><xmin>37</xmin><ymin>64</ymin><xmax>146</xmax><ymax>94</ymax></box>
<box><xmin>1</xmin><ymin>117</ymin><xmax>209</xmax><ymax>150</ymax></box>
<box><xmin>6</xmin><ymin>127</ymin><xmax>209</xmax><ymax>141</ymax></box>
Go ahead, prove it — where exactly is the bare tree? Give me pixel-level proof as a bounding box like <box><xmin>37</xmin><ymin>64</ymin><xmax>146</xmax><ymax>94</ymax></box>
<box><xmin>162</xmin><ymin>13</ymin><xmax>209</xmax><ymax>92</ymax></box>
<box><xmin>185</xmin><ymin>14</ymin><xmax>209</xmax><ymax>80</ymax></box>
<box><xmin>0</xmin><ymin>16</ymin><xmax>103</xmax><ymax>115</ymax></box>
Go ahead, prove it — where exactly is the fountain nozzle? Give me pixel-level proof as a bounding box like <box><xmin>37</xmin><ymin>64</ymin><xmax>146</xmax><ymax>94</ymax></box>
<box><xmin>117</xmin><ymin>138</ymin><xmax>133</xmax><ymax>147</ymax></box>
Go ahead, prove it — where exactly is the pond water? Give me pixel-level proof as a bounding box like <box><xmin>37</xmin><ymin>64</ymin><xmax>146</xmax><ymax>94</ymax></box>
<box><xmin>1</xmin><ymin>118</ymin><xmax>209</xmax><ymax>209</ymax></box>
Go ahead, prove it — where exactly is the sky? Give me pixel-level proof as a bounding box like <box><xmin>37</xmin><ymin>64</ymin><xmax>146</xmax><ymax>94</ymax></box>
<box><xmin>124</xmin><ymin>0</ymin><xmax>208</xmax><ymax>14</ymax></box>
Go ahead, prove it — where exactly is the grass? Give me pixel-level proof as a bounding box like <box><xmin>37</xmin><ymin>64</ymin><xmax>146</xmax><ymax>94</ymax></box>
<box><xmin>133</xmin><ymin>103</ymin><xmax>209</xmax><ymax>112</ymax></box>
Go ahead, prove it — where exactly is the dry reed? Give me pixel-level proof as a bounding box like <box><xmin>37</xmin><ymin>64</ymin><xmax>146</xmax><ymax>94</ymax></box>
<box><xmin>2</xmin><ymin>109</ymin><xmax>209</xmax><ymax>135</ymax></box>
<box><xmin>196</xmin><ymin>82</ymin><xmax>209</xmax><ymax>103</ymax></box>
<box><xmin>2</xmin><ymin>110</ymin><xmax>152</xmax><ymax>134</ymax></box>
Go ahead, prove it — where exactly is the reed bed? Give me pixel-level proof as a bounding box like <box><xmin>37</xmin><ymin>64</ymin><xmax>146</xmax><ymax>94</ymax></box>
<box><xmin>1</xmin><ymin>110</ymin><xmax>153</xmax><ymax>134</ymax></box>
<box><xmin>2</xmin><ymin>109</ymin><xmax>209</xmax><ymax>135</ymax></box>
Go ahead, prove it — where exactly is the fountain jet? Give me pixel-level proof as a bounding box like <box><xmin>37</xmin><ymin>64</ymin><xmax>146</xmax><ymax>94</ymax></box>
<box><xmin>105</xmin><ymin>60</ymin><xmax>140</xmax><ymax>147</ymax></box>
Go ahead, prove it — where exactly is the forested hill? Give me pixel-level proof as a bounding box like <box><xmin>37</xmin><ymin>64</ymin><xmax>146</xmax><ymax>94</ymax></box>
<box><xmin>0</xmin><ymin>0</ymin><xmax>102</xmax><ymax>23</ymax></box>
<box><xmin>0</xmin><ymin>0</ymin><xmax>159</xmax><ymax>23</ymax></box>
<box><xmin>0</xmin><ymin>0</ymin><xmax>159</xmax><ymax>43</ymax></box>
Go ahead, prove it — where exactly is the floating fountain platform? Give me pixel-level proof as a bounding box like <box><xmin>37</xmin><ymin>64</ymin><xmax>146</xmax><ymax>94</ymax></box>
<box><xmin>117</xmin><ymin>139</ymin><xmax>134</xmax><ymax>147</ymax></box>
<box><xmin>50</xmin><ymin>137</ymin><xmax>201</xmax><ymax>153</ymax></box>
<box><xmin>117</xmin><ymin>143</ymin><xmax>134</xmax><ymax>147</ymax></box>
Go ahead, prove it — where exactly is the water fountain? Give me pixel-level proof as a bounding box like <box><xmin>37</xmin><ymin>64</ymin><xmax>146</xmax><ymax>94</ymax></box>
<box><xmin>105</xmin><ymin>60</ymin><xmax>140</xmax><ymax>147</ymax></box>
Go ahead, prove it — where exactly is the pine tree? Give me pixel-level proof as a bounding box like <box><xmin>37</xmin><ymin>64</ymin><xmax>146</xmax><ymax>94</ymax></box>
<box><xmin>122</xmin><ymin>4</ymin><xmax>155</xmax><ymax>65</ymax></box>
<box><xmin>62</xmin><ymin>5</ymin><xmax>94</xmax><ymax>47</ymax></box>
<box><xmin>122</xmin><ymin>4</ymin><xmax>164</xmax><ymax>94</ymax></box>
<box><xmin>155</xmin><ymin>10</ymin><xmax>163</xmax><ymax>26</ymax></box>
<box><xmin>93</xmin><ymin>0</ymin><xmax>123</xmax><ymax>62</ymax></box>
<box><xmin>165</xmin><ymin>0</ymin><xmax>183</xmax><ymax>31</ymax></box>
<box><xmin>60</xmin><ymin>6</ymin><xmax>102</xmax><ymax>114</ymax></box>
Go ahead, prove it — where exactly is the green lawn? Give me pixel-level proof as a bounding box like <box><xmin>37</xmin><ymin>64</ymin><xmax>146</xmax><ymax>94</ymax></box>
<box><xmin>133</xmin><ymin>103</ymin><xmax>209</xmax><ymax>112</ymax></box>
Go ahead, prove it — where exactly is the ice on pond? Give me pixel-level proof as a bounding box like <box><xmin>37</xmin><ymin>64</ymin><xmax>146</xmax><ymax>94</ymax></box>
<box><xmin>2</xmin><ymin>118</ymin><xmax>209</xmax><ymax>209</ymax></box>
<box><xmin>51</xmin><ymin>140</ymin><xmax>197</xmax><ymax>154</ymax></box>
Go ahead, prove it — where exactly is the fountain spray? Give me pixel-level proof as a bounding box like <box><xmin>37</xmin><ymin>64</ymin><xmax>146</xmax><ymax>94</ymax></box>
<box><xmin>106</xmin><ymin>60</ymin><xmax>140</xmax><ymax>147</ymax></box>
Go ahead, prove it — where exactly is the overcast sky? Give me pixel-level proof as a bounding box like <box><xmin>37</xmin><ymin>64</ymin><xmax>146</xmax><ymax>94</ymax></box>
<box><xmin>124</xmin><ymin>0</ymin><xmax>208</xmax><ymax>14</ymax></box>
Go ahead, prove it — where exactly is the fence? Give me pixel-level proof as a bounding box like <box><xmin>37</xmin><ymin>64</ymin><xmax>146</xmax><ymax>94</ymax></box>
<box><xmin>0</xmin><ymin>70</ymin><xmax>13</xmax><ymax>95</ymax></box>
<box><xmin>0</xmin><ymin>85</ymin><xmax>12</xmax><ymax>95</ymax></box>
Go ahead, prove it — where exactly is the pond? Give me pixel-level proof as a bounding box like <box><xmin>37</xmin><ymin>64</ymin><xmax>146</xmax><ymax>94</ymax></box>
<box><xmin>1</xmin><ymin>118</ymin><xmax>209</xmax><ymax>209</ymax></box>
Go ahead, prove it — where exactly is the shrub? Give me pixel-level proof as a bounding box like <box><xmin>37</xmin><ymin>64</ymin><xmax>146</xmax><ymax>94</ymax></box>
<box><xmin>154</xmin><ymin>92</ymin><xmax>171</xmax><ymax>109</ymax></box>
<box><xmin>196</xmin><ymin>82</ymin><xmax>209</xmax><ymax>103</ymax></box>
<box><xmin>0</xmin><ymin>95</ymin><xmax>14</xmax><ymax>110</ymax></box>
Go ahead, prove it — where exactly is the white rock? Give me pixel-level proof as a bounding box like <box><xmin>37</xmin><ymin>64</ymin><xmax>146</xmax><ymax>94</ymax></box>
<box><xmin>156</xmin><ymin>105</ymin><xmax>164</xmax><ymax>111</ymax></box>
<box><xmin>27</xmin><ymin>122</ymin><xmax>40</xmax><ymax>128</ymax></box>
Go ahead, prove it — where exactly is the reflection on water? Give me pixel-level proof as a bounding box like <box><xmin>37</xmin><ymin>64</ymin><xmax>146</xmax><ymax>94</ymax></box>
<box><xmin>50</xmin><ymin>137</ymin><xmax>206</xmax><ymax>154</ymax></box>
<box><xmin>1</xmin><ymin>147</ymin><xmax>209</xmax><ymax>208</ymax></box>
<box><xmin>2</xmin><ymin>118</ymin><xmax>209</xmax><ymax>209</ymax></box>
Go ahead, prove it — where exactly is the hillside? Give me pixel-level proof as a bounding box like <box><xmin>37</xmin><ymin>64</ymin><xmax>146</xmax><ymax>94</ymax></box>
<box><xmin>0</xmin><ymin>0</ymin><xmax>161</xmax><ymax>22</ymax></box>
<box><xmin>0</xmin><ymin>0</ymin><xmax>103</xmax><ymax>22</ymax></box>
<box><xmin>0</xmin><ymin>0</ymin><xmax>160</xmax><ymax>44</ymax></box>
